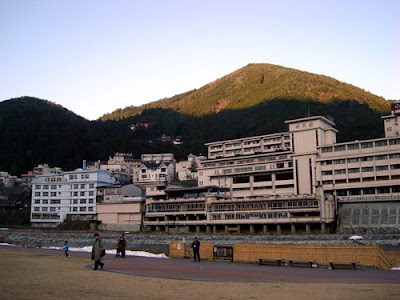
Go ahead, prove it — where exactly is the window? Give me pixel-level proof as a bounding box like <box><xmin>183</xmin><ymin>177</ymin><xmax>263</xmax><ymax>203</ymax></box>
<box><xmin>43</xmin><ymin>192</ymin><xmax>49</xmax><ymax>196</ymax></box>
<box><xmin>42</xmin><ymin>207</ymin><xmax>48</xmax><ymax>212</ymax></box>
<box><xmin>80</xmin><ymin>184</ymin><xmax>85</xmax><ymax>189</ymax></box>
<box><xmin>34</xmin><ymin>207</ymin><xmax>40</xmax><ymax>211</ymax></box>
<box><xmin>161</xmin><ymin>168</ymin><xmax>166</xmax><ymax>172</ymax></box>
<box><xmin>89</xmin><ymin>199</ymin><xmax>94</xmax><ymax>204</ymax></box>
<box><xmin>375</xmin><ymin>140</ymin><xmax>387</xmax><ymax>147</ymax></box>
<box><xmin>43</xmin><ymin>185</ymin><xmax>49</xmax><ymax>189</ymax></box>
<box><xmin>89</xmin><ymin>191</ymin><xmax>94</xmax><ymax>196</ymax></box>
<box><xmin>73</xmin><ymin>184</ymin><xmax>79</xmax><ymax>189</ymax></box>
<box><xmin>321</xmin><ymin>160</ymin><xmax>332</xmax><ymax>165</ymax></box>
<box><xmin>389</xmin><ymin>139</ymin><xmax>400</xmax><ymax>145</ymax></box>
<box><xmin>72</xmin><ymin>207</ymin><xmax>78</xmax><ymax>212</ymax></box>
<box><xmin>322</xmin><ymin>171</ymin><xmax>333</xmax><ymax>175</ymax></box>
<box><xmin>375</xmin><ymin>155</ymin><xmax>387</xmax><ymax>160</ymax></box>
<box><xmin>361</xmin><ymin>156</ymin><xmax>373</xmax><ymax>162</ymax></box>
<box><xmin>334</xmin><ymin>145</ymin><xmax>346</xmax><ymax>152</ymax></box>
<box><xmin>35</xmin><ymin>192</ymin><xmax>40</xmax><ymax>196</ymax></box>
<box><xmin>50</xmin><ymin>192</ymin><xmax>56</xmax><ymax>196</ymax></box>
<box><xmin>79</xmin><ymin>207</ymin><xmax>86</xmax><ymax>212</ymax></box>
<box><xmin>322</xmin><ymin>147</ymin><xmax>333</xmax><ymax>153</ymax></box>
<box><xmin>73</xmin><ymin>192</ymin><xmax>78</xmax><ymax>196</ymax></box>
<box><xmin>51</xmin><ymin>185</ymin><xmax>57</xmax><ymax>189</ymax></box>
<box><xmin>73</xmin><ymin>199</ymin><xmax>78</xmax><ymax>204</ymax></box>
<box><xmin>334</xmin><ymin>159</ymin><xmax>345</xmax><ymax>164</ymax></box>
<box><xmin>88</xmin><ymin>207</ymin><xmax>94</xmax><ymax>212</ymax></box>
<box><xmin>34</xmin><ymin>199</ymin><xmax>40</xmax><ymax>204</ymax></box>
<box><xmin>80</xmin><ymin>199</ymin><xmax>87</xmax><ymax>204</ymax></box>
<box><xmin>42</xmin><ymin>200</ymin><xmax>48</xmax><ymax>204</ymax></box>
<box><xmin>390</xmin><ymin>164</ymin><xmax>400</xmax><ymax>170</ymax></box>
<box><xmin>89</xmin><ymin>184</ymin><xmax>94</xmax><ymax>188</ymax></box>
<box><xmin>348</xmin><ymin>158</ymin><xmax>359</xmax><ymax>163</ymax></box>
<box><xmin>50</xmin><ymin>199</ymin><xmax>61</xmax><ymax>204</ymax></box>
<box><xmin>80</xmin><ymin>192</ymin><xmax>85</xmax><ymax>196</ymax></box>
<box><xmin>35</xmin><ymin>185</ymin><xmax>41</xmax><ymax>189</ymax></box>
<box><xmin>141</xmin><ymin>169</ymin><xmax>146</xmax><ymax>173</ymax></box>
<box><xmin>348</xmin><ymin>144</ymin><xmax>359</xmax><ymax>150</ymax></box>
<box><xmin>376</xmin><ymin>165</ymin><xmax>388</xmax><ymax>171</ymax></box>
<box><xmin>334</xmin><ymin>169</ymin><xmax>346</xmax><ymax>175</ymax></box>
<box><xmin>361</xmin><ymin>142</ymin><xmax>373</xmax><ymax>149</ymax></box>
<box><xmin>389</xmin><ymin>153</ymin><xmax>400</xmax><ymax>159</ymax></box>
<box><xmin>362</xmin><ymin>167</ymin><xmax>374</xmax><ymax>172</ymax></box>
<box><xmin>50</xmin><ymin>207</ymin><xmax>56</xmax><ymax>212</ymax></box>
<box><xmin>348</xmin><ymin>168</ymin><xmax>360</xmax><ymax>173</ymax></box>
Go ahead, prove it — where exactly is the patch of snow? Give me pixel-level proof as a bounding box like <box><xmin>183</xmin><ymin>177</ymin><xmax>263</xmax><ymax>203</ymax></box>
<box><xmin>0</xmin><ymin>243</ymin><xmax>15</xmax><ymax>246</ymax></box>
<box><xmin>348</xmin><ymin>235</ymin><xmax>363</xmax><ymax>240</ymax></box>
<box><xmin>44</xmin><ymin>245</ymin><xmax>168</xmax><ymax>258</ymax></box>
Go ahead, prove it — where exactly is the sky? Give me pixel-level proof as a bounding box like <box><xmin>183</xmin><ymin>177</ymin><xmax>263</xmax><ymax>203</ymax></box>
<box><xmin>0</xmin><ymin>0</ymin><xmax>399</xmax><ymax>120</ymax></box>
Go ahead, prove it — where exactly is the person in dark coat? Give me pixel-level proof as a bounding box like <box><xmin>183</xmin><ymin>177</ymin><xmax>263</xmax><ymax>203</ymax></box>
<box><xmin>91</xmin><ymin>233</ymin><xmax>104</xmax><ymax>270</ymax></box>
<box><xmin>118</xmin><ymin>233</ymin><xmax>127</xmax><ymax>258</ymax></box>
<box><xmin>191</xmin><ymin>237</ymin><xmax>200</xmax><ymax>262</ymax></box>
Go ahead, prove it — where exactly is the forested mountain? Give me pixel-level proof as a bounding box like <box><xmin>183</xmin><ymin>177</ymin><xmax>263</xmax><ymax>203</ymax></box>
<box><xmin>100</xmin><ymin>64</ymin><xmax>390</xmax><ymax>120</ymax></box>
<box><xmin>0</xmin><ymin>64</ymin><xmax>393</xmax><ymax>176</ymax></box>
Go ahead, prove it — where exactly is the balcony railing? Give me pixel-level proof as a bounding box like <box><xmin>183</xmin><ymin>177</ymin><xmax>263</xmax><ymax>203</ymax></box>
<box><xmin>338</xmin><ymin>194</ymin><xmax>400</xmax><ymax>203</ymax></box>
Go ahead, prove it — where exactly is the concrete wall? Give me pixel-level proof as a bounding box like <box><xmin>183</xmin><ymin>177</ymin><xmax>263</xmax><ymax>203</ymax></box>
<box><xmin>338</xmin><ymin>202</ymin><xmax>400</xmax><ymax>234</ymax></box>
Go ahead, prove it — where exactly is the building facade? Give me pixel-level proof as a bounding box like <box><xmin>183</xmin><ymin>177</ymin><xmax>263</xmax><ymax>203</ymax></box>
<box><xmin>137</xmin><ymin>153</ymin><xmax>176</xmax><ymax>184</ymax></box>
<box><xmin>143</xmin><ymin>106</ymin><xmax>400</xmax><ymax>234</ymax></box>
<box><xmin>30</xmin><ymin>169</ymin><xmax>115</xmax><ymax>227</ymax></box>
<box><xmin>176</xmin><ymin>154</ymin><xmax>207</xmax><ymax>181</ymax></box>
<box><xmin>96</xmin><ymin>184</ymin><xmax>145</xmax><ymax>231</ymax></box>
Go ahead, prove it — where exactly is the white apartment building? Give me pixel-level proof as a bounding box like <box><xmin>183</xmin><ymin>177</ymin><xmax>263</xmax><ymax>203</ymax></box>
<box><xmin>144</xmin><ymin>104</ymin><xmax>400</xmax><ymax>234</ymax></box>
<box><xmin>137</xmin><ymin>153</ymin><xmax>176</xmax><ymax>184</ymax></box>
<box><xmin>30</xmin><ymin>169</ymin><xmax>116</xmax><ymax>227</ymax></box>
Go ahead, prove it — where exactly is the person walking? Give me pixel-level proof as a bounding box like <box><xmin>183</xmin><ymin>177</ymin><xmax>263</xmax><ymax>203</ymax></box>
<box><xmin>118</xmin><ymin>233</ymin><xmax>127</xmax><ymax>258</ymax></box>
<box><xmin>91</xmin><ymin>233</ymin><xmax>104</xmax><ymax>270</ymax></box>
<box><xmin>63</xmin><ymin>240</ymin><xmax>69</xmax><ymax>258</ymax></box>
<box><xmin>191</xmin><ymin>237</ymin><xmax>200</xmax><ymax>262</ymax></box>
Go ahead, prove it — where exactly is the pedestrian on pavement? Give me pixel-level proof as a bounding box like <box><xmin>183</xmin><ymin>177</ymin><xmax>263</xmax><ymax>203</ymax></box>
<box><xmin>91</xmin><ymin>233</ymin><xmax>104</xmax><ymax>270</ymax></box>
<box><xmin>191</xmin><ymin>237</ymin><xmax>200</xmax><ymax>262</ymax></box>
<box><xmin>63</xmin><ymin>240</ymin><xmax>69</xmax><ymax>258</ymax></box>
<box><xmin>118</xmin><ymin>233</ymin><xmax>127</xmax><ymax>258</ymax></box>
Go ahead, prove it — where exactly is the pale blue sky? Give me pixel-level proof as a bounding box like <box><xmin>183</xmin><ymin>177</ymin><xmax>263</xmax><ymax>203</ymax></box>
<box><xmin>1</xmin><ymin>0</ymin><xmax>399</xmax><ymax>120</ymax></box>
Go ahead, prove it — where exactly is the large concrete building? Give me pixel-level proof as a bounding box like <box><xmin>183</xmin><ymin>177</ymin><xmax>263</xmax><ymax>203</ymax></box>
<box><xmin>30</xmin><ymin>169</ymin><xmax>116</xmax><ymax>227</ymax></box>
<box><xmin>96</xmin><ymin>184</ymin><xmax>145</xmax><ymax>231</ymax></box>
<box><xmin>144</xmin><ymin>104</ymin><xmax>400</xmax><ymax>234</ymax></box>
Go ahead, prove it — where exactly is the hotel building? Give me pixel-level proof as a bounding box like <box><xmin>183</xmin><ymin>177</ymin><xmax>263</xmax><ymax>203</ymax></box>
<box><xmin>30</xmin><ymin>169</ymin><xmax>116</xmax><ymax>227</ymax></box>
<box><xmin>144</xmin><ymin>103</ymin><xmax>400</xmax><ymax>234</ymax></box>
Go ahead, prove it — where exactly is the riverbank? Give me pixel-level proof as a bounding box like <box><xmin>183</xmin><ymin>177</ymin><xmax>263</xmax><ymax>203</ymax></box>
<box><xmin>1</xmin><ymin>229</ymin><xmax>399</xmax><ymax>255</ymax></box>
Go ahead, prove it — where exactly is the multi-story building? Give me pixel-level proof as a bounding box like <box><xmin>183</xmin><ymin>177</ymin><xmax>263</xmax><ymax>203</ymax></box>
<box><xmin>30</xmin><ymin>169</ymin><xmax>116</xmax><ymax>227</ymax></box>
<box><xmin>382</xmin><ymin>102</ymin><xmax>400</xmax><ymax>137</ymax></box>
<box><xmin>21</xmin><ymin>164</ymin><xmax>62</xmax><ymax>185</ymax></box>
<box><xmin>176</xmin><ymin>154</ymin><xmax>207</xmax><ymax>181</ymax></box>
<box><xmin>144</xmin><ymin>104</ymin><xmax>400</xmax><ymax>234</ymax></box>
<box><xmin>96</xmin><ymin>184</ymin><xmax>145</xmax><ymax>231</ymax></box>
<box><xmin>137</xmin><ymin>153</ymin><xmax>176</xmax><ymax>184</ymax></box>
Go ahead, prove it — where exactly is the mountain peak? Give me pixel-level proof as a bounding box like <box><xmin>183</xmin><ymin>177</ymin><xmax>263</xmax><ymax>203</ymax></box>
<box><xmin>100</xmin><ymin>63</ymin><xmax>390</xmax><ymax>121</ymax></box>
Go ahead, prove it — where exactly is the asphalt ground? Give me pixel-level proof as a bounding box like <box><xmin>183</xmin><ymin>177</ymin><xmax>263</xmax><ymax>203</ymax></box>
<box><xmin>1</xmin><ymin>244</ymin><xmax>399</xmax><ymax>284</ymax></box>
